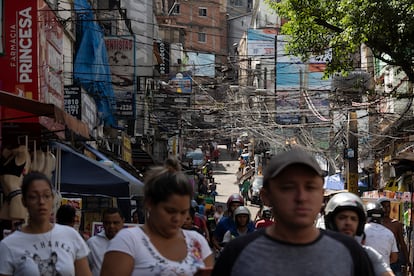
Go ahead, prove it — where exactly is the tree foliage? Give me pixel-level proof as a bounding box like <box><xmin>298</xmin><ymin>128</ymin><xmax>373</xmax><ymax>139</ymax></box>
<box><xmin>267</xmin><ymin>0</ymin><xmax>414</xmax><ymax>81</ymax></box>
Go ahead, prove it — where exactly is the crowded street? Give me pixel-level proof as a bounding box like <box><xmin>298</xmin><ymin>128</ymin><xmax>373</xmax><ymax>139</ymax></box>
<box><xmin>1</xmin><ymin>0</ymin><xmax>414</xmax><ymax>275</ymax></box>
<box><xmin>206</xmin><ymin>147</ymin><xmax>260</xmax><ymax>219</ymax></box>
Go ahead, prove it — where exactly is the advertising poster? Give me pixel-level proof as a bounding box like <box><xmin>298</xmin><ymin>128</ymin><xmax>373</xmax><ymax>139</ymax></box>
<box><xmin>170</xmin><ymin>76</ymin><xmax>192</xmax><ymax>94</ymax></box>
<box><xmin>0</xmin><ymin>0</ymin><xmax>66</xmax><ymax>136</ymax></box>
<box><xmin>104</xmin><ymin>36</ymin><xmax>136</xmax><ymax>118</ymax></box>
<box><xmin>153</xmin><ymin>39</ymin><xmax>170</xmax><ymax>76</ymax></box>
<box><xmin>275</xmin><ymin>35</ymin><xmax>331</xmax><ymax>124</ymax></box>
<box><xmin>0</xmin><ymin>0</ymin><xmax>3</xmax><ymax>54</ymax></box>
<box><xmin>64</xmin><ymin>85</ymin><xmax>82</xmax><ymax>119</ymax></box>
<box><xmin>275</xmin><ymin>90</ymin><xmax>300</xmax><ymax>124</ymax></box>
<box><xmin>84</xmin><ymin>212</ymin><xmax>102</xmax><ymax>237</ymax></box>
<box><xmin>0</xmin><ymin>0</ymin><xmax>39</xmax><ymax>122</ymax></box>
<box><xmin>247</xmin><ymin>28</ymin><xmax>277</xmax><ymax>57</ymax></box>
<box><xmin>185</xmin><ymin>52</ymin><xmax>215</xmax><ymax>78</ymax></box>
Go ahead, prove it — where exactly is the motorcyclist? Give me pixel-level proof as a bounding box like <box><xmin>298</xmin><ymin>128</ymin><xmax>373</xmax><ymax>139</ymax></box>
<box><xmin>324</xmin><ymin>192</ymin><xmax>394</xmax><ymax>276</ymax></box>
<box><xmin>222</xmin><ymin>206</ymin><xmax>255</xmax><ymax>243</ymax></box>
<box><xmin>211</xmin><ymin>194</ymin><xmax>255</xmax><ymax>252</ymax></box>
<box><xmin>255</xmin><ymin>207</ymin><xmax>274</xmax><ymax>229</ymax></box>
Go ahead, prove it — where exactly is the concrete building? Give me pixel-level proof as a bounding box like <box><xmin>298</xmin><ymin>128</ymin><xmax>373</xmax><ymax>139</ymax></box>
<box><xmin>155</xmin><ymin>0</ymin><xmax>228</xmax><ymax>65</ymax></box>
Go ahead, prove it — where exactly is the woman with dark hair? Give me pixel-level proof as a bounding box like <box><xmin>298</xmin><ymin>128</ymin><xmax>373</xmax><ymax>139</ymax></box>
<box><xmin>56</xmin><ymin>204</ymin><xmax>76</xmax><ymax>227</ymax></box>
<box><xmin>0</xmin><ymin>172</ymin><xmax>91</xmax><ymax>276</ymax></box>
<box><xmin>164</xmin><ymin>157</ymin><xmax>182</xmax><ymax>172</ymax></box>
<box><xmin>101</xmin><ymin>166</ymin><xmax>213</xmax><ymax>275</ymax></box>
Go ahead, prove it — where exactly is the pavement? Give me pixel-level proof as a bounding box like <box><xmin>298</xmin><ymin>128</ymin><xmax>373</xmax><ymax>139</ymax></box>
<box><xmin>210</xmin><ymin>147</ymin><xmax>260</xmax><ymax>219</ymax></box>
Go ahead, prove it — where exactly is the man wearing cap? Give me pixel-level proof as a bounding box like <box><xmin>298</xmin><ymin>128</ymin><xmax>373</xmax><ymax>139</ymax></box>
<box><xmin>212</xmin><ymin>148</ymin><xmax>374</xmax><ymax>275</ymax></box>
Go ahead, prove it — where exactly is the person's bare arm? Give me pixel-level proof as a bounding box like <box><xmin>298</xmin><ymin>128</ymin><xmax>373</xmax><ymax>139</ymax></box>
<box><xmin>203</xmin><ymin>223</ymin><xmax>210</xmax><ymax>243</ymax></box>
<box><xmin>74</xmin><ymin>257</ymin><xmax>92</xmax><ymax>276</ymax></box>
<box><xmin>381</xmin><ymin>271</ymin><xmax>395</xmax><ymax>276</ymax></box>
<box><xmin>395</xmin><ymin>222</ymin><xmax>410</xmax><ymax>265</ymax></box>
<box><xmin>390</xmin><ymin>252</ymin><xmax>399</xmax><ymax>265</ymax></box>
<box><xmin>195</xmin><ymin>267</ymin><xmax>213</xmax><ymax>276</ymax></box>
<box><xmin>204</xmin><ymin>253</ymin><xmax>214</xmax><ymax>267</ymax></box>
<box><xmin>211</xmin><ymin>235</ymin><xmax>221</xmax><ymax>251</ymax></box>
<box><xmin>195</xmin><ymin>254</ymin><xmax>215</xmax><ymax>276</ymax></box>
<box><xmin>100</xmin><ymin>251</ymin><xmax>134</xmax><ymax>276</ymax></box>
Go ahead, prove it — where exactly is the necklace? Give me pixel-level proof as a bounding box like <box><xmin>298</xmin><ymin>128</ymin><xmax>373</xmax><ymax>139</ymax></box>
<box><xmin>24</xmin><ymin>222</ymin><xmax>53</xmax><ymax>234</ymax></box>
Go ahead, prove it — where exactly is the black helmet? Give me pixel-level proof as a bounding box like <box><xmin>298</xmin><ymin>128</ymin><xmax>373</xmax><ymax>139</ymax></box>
<box><xmin>324</xmin><ymin>192</ymin><xmax>366</xmax><ymax>236</ymax></box>
<box><xmin>377</xmin><ymin>197</ymin><xmax>390</xmax><ymax>205</ymax></box>
<box><xmin>366</xmin><ymin>201</ymin><xmax>384</xmax><ymax>223</ymax></box>
<box><xmin>262</xmin><ymin>207</ymin><xmax>272</xmax><ymax>219</ymax></box>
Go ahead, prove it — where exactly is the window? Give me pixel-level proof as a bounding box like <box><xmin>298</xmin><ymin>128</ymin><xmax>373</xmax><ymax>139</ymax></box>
<box><xmin>101</xmin><ymin>21</ymin><xmax>115</xmax><ymax>36</ymax></box>
<box><xmin>199</xmin><ymin>8</ymin><xmax>207</xmax><ymax>17</ymax></box>
<box><xmin>198</xmin><ymin>33</ymin><xmax>206</xmax><ymax>43</ymax></box>
<box><xmin>247</xmin><ymin>0</ymin><xmax>253</xmax><ymax>10</ymax></box>
<box><xmin>235</xmin><ymin>0</ymin><xmax>243</xmax><ymax>7</ymax></box>
<box><xmin>171</xmin><ymin>3</ymin><xmax>180</xmax><ymax>15</ymax></box>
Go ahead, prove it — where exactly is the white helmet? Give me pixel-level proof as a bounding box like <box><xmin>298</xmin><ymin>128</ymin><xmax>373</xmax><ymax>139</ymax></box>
<box><xmin>233</xmin><ymin>206</ymin><xmax>251</xmax><ymax>221</ymax></box>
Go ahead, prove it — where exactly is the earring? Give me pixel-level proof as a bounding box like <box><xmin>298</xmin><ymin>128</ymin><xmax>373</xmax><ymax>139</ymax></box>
<box><xmin>146</xmin><ymin>209</ymin><xmax>151</xmax><ymax>220</ymax></box>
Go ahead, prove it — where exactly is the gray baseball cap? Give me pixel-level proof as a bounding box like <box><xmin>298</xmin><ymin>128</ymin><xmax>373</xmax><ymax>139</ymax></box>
<box><xmin>263</xmin><ymin>148</ymin><xmax>323</xmax><ymax>186</ymax></box>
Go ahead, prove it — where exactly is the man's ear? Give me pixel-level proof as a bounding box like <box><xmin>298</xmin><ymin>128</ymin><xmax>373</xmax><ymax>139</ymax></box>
<box><xmin>260</xmin><ymin>188</ymin><xmax>271</xmax><ymax>206</ymax></box>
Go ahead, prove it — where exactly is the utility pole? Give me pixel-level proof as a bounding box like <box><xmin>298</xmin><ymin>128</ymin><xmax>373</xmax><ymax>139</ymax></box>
<box><xmin>346</xmin><ymin>111</ymin><xmax>359</xmax><ymax>194</ymax></box>
<box><xmin>274</xmin><ymin>35</ymin><xmax>277</xmax><ymax>118</ymax></box>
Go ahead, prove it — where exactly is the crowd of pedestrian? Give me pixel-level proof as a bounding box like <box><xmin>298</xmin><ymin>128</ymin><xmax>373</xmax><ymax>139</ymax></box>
<box><xmin>1</xmin><ymin>148</ymin><xmax>413</xmax><ymax>275</ymax></box>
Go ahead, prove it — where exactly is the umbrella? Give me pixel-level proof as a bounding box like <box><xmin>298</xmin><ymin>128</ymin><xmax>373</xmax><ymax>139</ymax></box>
<box><xmin>324</xmin><ymin>173</ymin><xmax>366</xmax><ymax>190</ymax></box>
<box><xmin>324</xmin><ymin>174</ymin><xmax>344</xmax><ymax>190</ymax></box>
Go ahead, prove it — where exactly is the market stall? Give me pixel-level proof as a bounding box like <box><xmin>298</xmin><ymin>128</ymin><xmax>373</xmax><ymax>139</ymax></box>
<box><xmin>51</xmin><ymin>142</ymin><xmax>144</xmax><ymax>236</ymax></box>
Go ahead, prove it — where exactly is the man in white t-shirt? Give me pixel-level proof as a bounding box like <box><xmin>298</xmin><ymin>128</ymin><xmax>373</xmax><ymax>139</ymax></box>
<box><xmin>364</xmin><ymin>202</ymin><xmax>399</xmax><ymax>266</ymax></box>
<box><xmin>87</xmin><ymin>208</ymin><xmax>125</xmax><ymax>276</ymax></box>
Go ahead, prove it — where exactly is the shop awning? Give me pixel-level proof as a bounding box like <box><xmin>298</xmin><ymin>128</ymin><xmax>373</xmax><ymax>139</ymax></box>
<box><xmin>52</xmin><ymin>142</ymin><xmax>142</xmax><ymax>198</ymax></box>
<box><xmin>0</xmin><ymin>90</ymin><xmax>90</xmax><ymax>139</ymax></box>
<box><xmin>83</xmin><ymin>143</ymin><xmax>144</xmax><ymax>197</ymax></box>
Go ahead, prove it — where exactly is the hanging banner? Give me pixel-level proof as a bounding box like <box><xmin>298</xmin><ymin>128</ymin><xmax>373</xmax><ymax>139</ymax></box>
<box><xmin>170</xmin><ymin>75</ymin><xmax>192</xmax><ymax>94</ymax></box>
<box><xmin>122</xmin><ymin>134</ymin><xmax>132</xmax><ymax>164</ymax></box>
<box><xmin>64</xmin><ymin>85</ymin><xmax>82</xmax><ymax>119</ymax></box>
<box><xmin>0</xmin><ymin>0</ymin><xmax>3</xmax><ymax>55</ymax></box>
<box><xmin>154</xmin><ymin>39</ymin><xmax>170</xmax><ymax>76</ymax></box>
<box><xmin>104</xmin><ymin>36</ymin><xmax>136</xmax><ymax>118</ymax></box>
<box><xmin>0</xmin><ymin>0</ymin><xmax>39</xmax><ymax>122</ymax></box>
<box><xmin>0</xmin><ymin>0</ymin><xmax>66</xmax><ymax>138</ymax></box>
